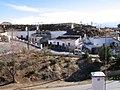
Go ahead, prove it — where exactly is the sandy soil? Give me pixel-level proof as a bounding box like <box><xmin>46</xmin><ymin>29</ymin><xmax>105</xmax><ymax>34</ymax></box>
<box><xmin>0</xmin><ymin>80</ymin><xmax>91</xmax><ymax>90</ymax></box>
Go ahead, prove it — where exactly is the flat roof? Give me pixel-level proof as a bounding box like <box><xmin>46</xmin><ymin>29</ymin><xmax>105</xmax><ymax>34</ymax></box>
<box><xmin>50</xmin><ymin>38</ymin><xmax>76</xmax><ymax>42</ymax></box>
<box><xmin>91</xmin><ymin>72</ymin><xmax>105</xmax><ymax>77</ymax></box>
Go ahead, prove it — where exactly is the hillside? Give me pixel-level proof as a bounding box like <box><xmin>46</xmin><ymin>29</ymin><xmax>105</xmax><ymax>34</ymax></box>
<box><xmin>0</xmin><ymin>49</ymin><xmax>100</xmax><ymax>86</ymax></box>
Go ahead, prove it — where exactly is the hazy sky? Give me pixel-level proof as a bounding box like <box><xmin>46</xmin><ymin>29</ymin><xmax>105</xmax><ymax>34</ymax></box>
<box><xmin>0</xmin><ymin>0</ymin><xmax>120</xmax><ymax>25</ymax></box>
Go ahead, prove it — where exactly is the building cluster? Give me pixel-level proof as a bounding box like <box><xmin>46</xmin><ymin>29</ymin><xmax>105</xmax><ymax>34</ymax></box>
<box><xmin>0</xmin><ymin>22</ymin><xmax>120</xmax><ymax>56</ymax></box>
<box><xmin>29</xmin><ymin>24</ymin><xmax>120</xmax><ymax>56</ymax></box>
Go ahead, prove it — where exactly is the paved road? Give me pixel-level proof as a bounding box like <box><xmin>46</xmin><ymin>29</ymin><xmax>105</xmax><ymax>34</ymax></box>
<box><xmin>40</xmin><ymin>81</ymin><xmax>120</xmax><ymax>90</ymax></box>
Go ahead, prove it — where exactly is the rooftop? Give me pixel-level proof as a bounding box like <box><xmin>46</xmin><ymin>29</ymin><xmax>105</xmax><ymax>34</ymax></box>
<box><xmin>91</xmin><ymin>72</ymin><xmax>106</xmax><ymax>77</ymax></box>
<box><xmin>50</xmin><ymin>38</ymin><xmax>76</xmax><ymax>42</ymax></box>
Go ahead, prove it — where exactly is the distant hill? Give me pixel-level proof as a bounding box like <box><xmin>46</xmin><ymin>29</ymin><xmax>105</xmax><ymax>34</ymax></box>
<box><xmin>64</xmin><ymin>24</ymin><xmax>104</xmax><ymax>38</ymax></box>
<box><xmin>0</xmin><ymin>23</ymin><xmax>104</xmax><ymax>37</ymax></box>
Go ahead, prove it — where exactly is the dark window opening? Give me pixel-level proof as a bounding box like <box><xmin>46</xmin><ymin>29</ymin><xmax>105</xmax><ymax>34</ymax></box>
<box><xmin>57</xmin><ymin>42</ymin><xmax>59</xmax><ymax>46</ymax></box>
<box><xmin>62</xmin><ymin>43</ymin><xmax>65</xmax><ymax>47</ymax></box>
<box><xmin>50</xmin><ymin>42</ymin><xmax>52</xmax><ymax>45</ymax></box>
<box><xmin>68</xmin><ymin>43</ymin><xmax>70</xmax><ymax>46</ymax></box>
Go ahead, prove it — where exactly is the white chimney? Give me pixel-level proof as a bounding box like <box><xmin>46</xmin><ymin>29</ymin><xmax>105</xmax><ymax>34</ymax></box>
<box><xmin>71</xmin><ymin>23</ymin><xmax>74</xmax><ymax>29</ymax></box>
<box><xmin>84</xmin><ymin>34</ymin><xmax>87</xmax><ymax>39</ymax></box>
<box><xmin>36</xmin><ymin>25</ymin><xmax>39</xmax><ymax>31</ymax></box>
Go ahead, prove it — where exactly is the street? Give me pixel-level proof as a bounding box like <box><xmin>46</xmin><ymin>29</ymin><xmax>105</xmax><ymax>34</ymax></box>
<box><xmin>41</xmin><ymin>81</ymin><xmax>120</xmax><ymax>90</ymax></box>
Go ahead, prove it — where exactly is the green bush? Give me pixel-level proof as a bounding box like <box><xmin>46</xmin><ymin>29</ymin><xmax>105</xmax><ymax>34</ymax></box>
<box><xmin>99</xmin><ymin>46</ymin><xmax>112</xmax><ymax>62</ymax></box>
<box><xmin>82</xmin><ymin>53</ymin><xmax>89</xmax><ymax>59</ymax></box>
<box><xmin>0</xmin><ymin>61</ymin><xmax>4</xmax><ymax>70</ymax></box>
<box><xmin>108</xmin><ymin>75</ymin><xmax>120</xmax><ymax>80</ymax></box>
<box><xmin>41</xmin><ymin>73</ymin><xmax>48</xmax><ymax>80</ymax></box>
<box><xmin>49</xmin><ymin>59</ymin><xmax>57</xmax><ymax>65</ymax></box>
<box><xmin>47</xmin><ymin>51</ymin><xmax>53</xmax><ymax>56</ymax></box>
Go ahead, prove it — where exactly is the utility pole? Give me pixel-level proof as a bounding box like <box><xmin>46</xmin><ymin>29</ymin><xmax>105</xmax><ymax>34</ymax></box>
<box><xmin>25</xmin><ymin>26</ymin><xmax>29</xmax><ymax>50</ymax></box>
<box><xmin>36</xmin><ymin>22</ymin><xmax>39</xmax><ymax>33</ymax></box>
<box><xmin>105</xmin><ymin>28</ymin><xmax>107</xmax><ymax>90</ymax></box>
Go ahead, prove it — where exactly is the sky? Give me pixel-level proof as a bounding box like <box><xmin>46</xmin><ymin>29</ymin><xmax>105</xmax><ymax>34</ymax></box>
<box><xmin>0</xmin><ymin>0</ymin><xmax>120</xmax><ymax>27</ymax></box>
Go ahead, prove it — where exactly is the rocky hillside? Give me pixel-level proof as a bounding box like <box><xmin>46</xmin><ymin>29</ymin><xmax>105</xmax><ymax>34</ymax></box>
<box><xmin>0</xmin><ymin>49</ymin><xmax>78</xmax><ymax>85</ymax></box>
<box><xmin>0</xmin><ymin>49</ymin><xmax>100</xmax><ymax>85</ymax></box>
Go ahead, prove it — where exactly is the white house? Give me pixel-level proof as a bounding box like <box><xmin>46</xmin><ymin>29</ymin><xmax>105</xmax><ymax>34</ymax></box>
<box><xmin>0</xmin><ymin>31</ymin><xmax>36</xmax><ymax>42</ymax></box>
<box><xmin>48</xmin><ymin>33</ymin><xmax>81</xmax><ymax>48</ymax></box>
<box><xmin>82</xmin><ymin>37</ymin><xmax>120</xmax><ymax>54</ymax></box>
<box><xmin>30</xmin><ymin>31</ymin><xmax>67</xmax><ymax>48</ymax></box>
<box><xmin>75</xmin><ymin>36</ymin><xmax>83</xmax><ymax>49</ymax></box>
<box><xmin>84</xmin><ymin>37</ymin><xmax>120</xmax><ymax>47</ymax></box>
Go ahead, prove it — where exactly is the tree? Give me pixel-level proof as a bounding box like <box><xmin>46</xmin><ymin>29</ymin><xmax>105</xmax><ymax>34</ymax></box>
<box><xmin>117</xmin><ymin>24</ymin><xmax>120</xmax><ymax>28</ymax></box>
<box><xmin>99</xmin><ymin>46</ymin><xmax>112</xmax><ymax>62</ymax></box>
<box><xmin>0</xmin><ymin>31</ymin><xmax>23</xmax><ymax>84</ymax></box>
<box><xmin>110</xmin><ymin>42</ymin><xmax>115</xmax><ymax>49</ymax></box>
<box><xmin>1</xmin><ymin>46</ymin><xmax>20</xmax><ymax>83</ymax></box>
<box><xmin>115</xmin><ymin>53</ymin><xmax>120</xmax><ymax>64</ymax></box>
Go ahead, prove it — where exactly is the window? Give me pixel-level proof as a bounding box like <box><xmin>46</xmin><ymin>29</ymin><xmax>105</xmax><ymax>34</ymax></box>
<box><xmin>50</xmin><ymin>42</ymin><xmax>52</xmax><ymax>45</ymax></box>
<box><xmin>57</xmin><ymin>42</ymin><xmax>59</xmax><ymax>46</ymax></box>
<box><xmin>68</xmin><ymin>43</ymin><xmax>70</xmax><ymax>46</ymax></box>
<box><xmin>62</xmin><ymin>43</ymin><xmax>65</xmax><ymax>47</ymax></box>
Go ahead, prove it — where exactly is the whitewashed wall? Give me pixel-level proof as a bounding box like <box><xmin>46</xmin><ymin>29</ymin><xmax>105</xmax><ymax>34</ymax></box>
<box><xmin>48</xmin><ymin>39</ymin><xmax>76</xmax><ymax>47</ymax></box>
<box><xmin>6</xmin><ymin>31</ymin><xmax>36</xmax><ymax>38</ymax></box>
<box><xmin>0</xmin><ymin>31</ymin><xmax>36</xmax><ymax>42</ymax></box>
<box><xmin>85</xmin><ymin>37</ymin><xmax>120</xmax><ymax>46</ymax></box>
